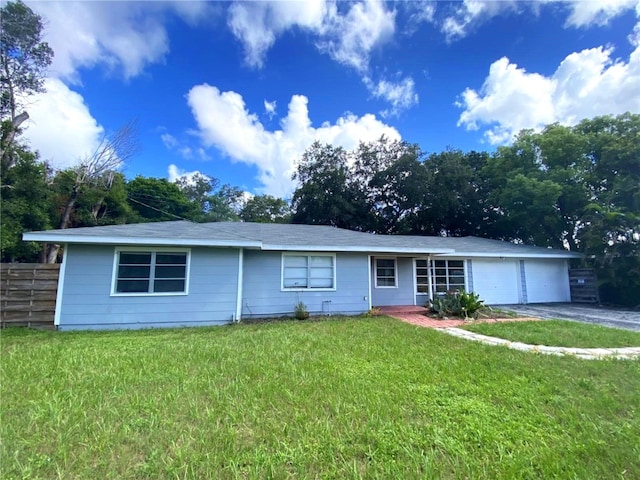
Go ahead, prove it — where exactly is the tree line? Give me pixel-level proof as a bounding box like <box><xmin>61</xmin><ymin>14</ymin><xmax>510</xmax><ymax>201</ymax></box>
<box><xmin>1</xmin><ymin>1</ymin><xmax>638</xmax><ymax>307</ymax></box>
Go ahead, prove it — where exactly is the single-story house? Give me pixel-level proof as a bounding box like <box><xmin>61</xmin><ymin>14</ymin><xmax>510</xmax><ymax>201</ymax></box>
<box><xmin>23</xmin><ymin>221</ymin><xmax>580</xmax><ymax>331</ymax></box>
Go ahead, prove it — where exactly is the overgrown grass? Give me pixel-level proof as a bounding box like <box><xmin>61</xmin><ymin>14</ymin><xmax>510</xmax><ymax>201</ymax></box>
<box><xmin>464</xmin><ymin>319</ymin><xmax>640</xmax><ymax>348</ymax></box>
<box><xmin>2</xmin><ymin>318</ymin><xmax>639</xmax><ymax>479</ymax></box>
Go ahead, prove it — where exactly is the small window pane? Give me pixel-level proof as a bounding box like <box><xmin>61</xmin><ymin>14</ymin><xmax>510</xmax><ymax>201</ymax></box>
<box><xmin>310</xmin><ymin>256</ymin><xmax>332</xmax><ymax>267</ymax></box>
<box><xmin>449</xmin><ymin>260</ymin><xmax>464</xmax><ymax>268</ymax></box>
<box><xmin>416</xmin><ymin>260</ymin><xmax>428</xmax><ymax>268</ymax></box>
<box><xmin>284</xmin><ymin>277</ymin><xmax>308</xmax><ymax>288</ymax></box>
<box><xmin>118</xmin><ymin>265</ymin><xmax>150</xmax><ymax>279</ymax></box>
<box><xmin>284</xmin><ymin>256</ymin><xmax>307</xmax><ymax>267</ymax></box>
<box><xmin>377</xmin><ymin>267</ymin><xmax>395</xmax><ymax>277</ymax></box>
<box><xmin>119</xmin><ymin>252</ymin><xmax>151</xmax><ymax>265</ymax></box>
<box><xmin>310</xmin><ymin>277</ymin><xmax>333</xmax><ymax>288</ymax></box>
<box><xmin>117</xmin><ymin>279</ymin><xmax>150</xmax><ymax>293</ymax></box>
<box><xmin>156</xmin><ymin>253</ymin><xmax>186</xmax><ymax>265</ymax></box>
<box><xmin>434</xmin><ymin>260</ymin><xmax>446</xmax><ymax>267</ymax></box>
<box><xmin>154</xmin><ymin>279</ymin><xmax>185</xmax><ymax>292</ymax></box>
<box><xmin>377</xmin><ymin>277</ymin><xmax>395</xmax><ymax>287</ymax></box>
<box><xmin>155</xmin><ymin>265</ymin><xmax>186</xmax><ymax>279</ymax></box>
<box><xmin>378</xmin><ymin>259</ymin><xmax>395</xmax><ymax>268</ymax></box>
<box><xmin>417</xmin><ymin>284</ymin><xmax>429</xmax><ymax>293</ymax></box>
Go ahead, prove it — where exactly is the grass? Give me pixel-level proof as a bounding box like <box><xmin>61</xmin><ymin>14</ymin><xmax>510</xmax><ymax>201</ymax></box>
<box><xmin>2</xmin><ymin>317</ymin><xmax>639</xmax><ymax>479</ymax></box>
<box><xmin>463</xmin><ymin>319</ymin><xmax>640</xmax><ymax>348</ymax></box>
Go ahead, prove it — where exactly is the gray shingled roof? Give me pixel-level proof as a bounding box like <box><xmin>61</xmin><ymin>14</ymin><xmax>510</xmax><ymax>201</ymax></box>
<box><xmin>23</xmin><ymin>221</ymin><xmax>580</xmax><ymax>258</ymax></box>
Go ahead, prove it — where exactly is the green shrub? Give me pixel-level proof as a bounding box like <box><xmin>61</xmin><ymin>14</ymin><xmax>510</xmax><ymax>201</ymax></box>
<box><xmin>430</xmin><ymin>290</ymin><xmax>484</xmax><ymax>319</ymax></box>
<box><xmin>294</xmin><ymin>301</ymin><xmax>309</xmax><ymax>320</ymax></box>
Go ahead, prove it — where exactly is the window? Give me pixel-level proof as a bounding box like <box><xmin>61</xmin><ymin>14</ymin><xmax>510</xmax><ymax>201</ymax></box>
<box><xmin>113</xmin><ymin>250</ymin><xmax>188</xmax><ymax>295</ymax></box>
<box><xmin>283</xmin><ymin>254</ymin><xmax>335</xmax><ymax>290</ymax></box>
<box><xmin>416</xmin><ymin>259</ymin><xmax>429</xmax><ymax>293</ymax></box>
<box><xmin>432</xmin><ymin>259</ymin><xmax>465</xmax><ymax>294</ymax></box>
<box><xmin>376</xmin><ymin>258</ymin><xmax>397</xmax><ymax>287</ymax></box>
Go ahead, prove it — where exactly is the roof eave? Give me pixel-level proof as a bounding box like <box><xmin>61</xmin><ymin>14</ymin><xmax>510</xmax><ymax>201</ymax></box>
<box><xmin>260</xmin><ymin>244</ymin><xmax>455</xmax><ymax>254</ymax></box>
<box><xmin>435</xmin><ymin>252</ymin><xmax>582</xmax><ymax>259</ymax></box>
<box><xmin>22</xmin><ymin>233</ymin><xmax>261</xmax><ymax>248</ymax></box>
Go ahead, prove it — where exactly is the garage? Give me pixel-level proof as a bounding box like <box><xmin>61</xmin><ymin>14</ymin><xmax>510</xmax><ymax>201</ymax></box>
<box><xmin>524</xmin><ymin>259</ymin><xmax>570</xmax><ymax>303</ymax></box>
<box><xmin>472</xmin><ymin>259</ymin><xmax>522</xmax><ymax>305</ymax></box>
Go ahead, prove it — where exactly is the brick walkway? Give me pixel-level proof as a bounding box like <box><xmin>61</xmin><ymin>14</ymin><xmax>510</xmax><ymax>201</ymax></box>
<box><xmin>378</xmin><ymin>305</ymin><xmax>640</xmax><ymax>360</ymax></box>
<box><xmin>377</xmin><ymin>305</ymin><xmax>538</xmax><ymax>329</ymax></box>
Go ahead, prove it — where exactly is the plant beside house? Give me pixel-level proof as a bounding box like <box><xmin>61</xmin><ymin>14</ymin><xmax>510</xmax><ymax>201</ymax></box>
<box><xmin>430</xmin><ymin>290</ymin><xmax>484</xmax><ymax>320</ymax></box>
<box><xmin>294</xmin><ymin>301</ymin><xmax>309</xmax><ymax>320</ymax></box>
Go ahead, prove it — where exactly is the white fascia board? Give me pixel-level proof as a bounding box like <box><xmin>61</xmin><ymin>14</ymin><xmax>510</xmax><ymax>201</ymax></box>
<box><xmin>22</xmin><ymin>233</ymin><xmax>261</xmax><ymax>248</ymax></box>
<box><xmin>261</xmin><ymin>244</ymin><xmax>455</xmax><ymax>254</ymax></box>
<box><xmin>435</xmin><ymin>252</ymin><xmax>582</xmax><ymax>259</ymax></box>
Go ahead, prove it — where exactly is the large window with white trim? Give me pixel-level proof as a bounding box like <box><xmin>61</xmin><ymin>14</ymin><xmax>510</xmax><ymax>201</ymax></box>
<box><xmin>113</xmin><ymin>249</ymin><xmax>189</xmax><ymax>295</ymax></box>
<box><xmin>432</xmin><ymin>259</ymin><xmax>465</xmax><ymax>293</ymax></box>
<box><xmin>375</xmin><ymin>258</ymin><xmax>397</xmax><ymax>287</ymax></box>
<box><xmin>282</xmin><ymin>254</ymin><xmax>335</xmax><ymax>290</ymax></box>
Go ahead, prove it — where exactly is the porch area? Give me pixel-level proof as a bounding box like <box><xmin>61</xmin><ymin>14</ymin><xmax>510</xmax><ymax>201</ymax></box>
<box><xmin>377</xmin><ymin>305</ymin><xmax>468</xmax><ymax>328</ymax></box>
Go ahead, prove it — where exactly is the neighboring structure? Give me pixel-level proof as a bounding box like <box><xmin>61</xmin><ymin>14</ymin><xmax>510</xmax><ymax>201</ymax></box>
<box><xmin>23</xmin><ymin>221</ymin><xmax>580</xmax><ymax>330</ymax></box>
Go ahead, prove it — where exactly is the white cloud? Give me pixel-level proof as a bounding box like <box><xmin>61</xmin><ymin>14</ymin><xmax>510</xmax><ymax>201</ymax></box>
<box><xmin>457</xmin><ymin>45</ymin><xmax>640</xmax><ymax>144</ymax></box>
<box><xmin>22</xmin><ymin>78</ymin><xmax>104</xmax><ymax>169</ymax></box>
<box><xmin>404</xmin><ymin>2</ymin><xmax>436</xmax><ymax>35</ymax></box>
<box><xmin>161</xmin><ymin>133</ymin><xmax>179</xmax><ymax>149</ymax></box>
<box><xmin>28</xmin><ymin>1</ymin><xmax>213</xmax><ymax>83</ymax></box>
<box><xmin>187</xmin><ymin>84</ymin><xmax>401</xmax><ymax>197</ymax></box>
<box><xmin>563</xmin><ymin>0</ymin><xmax>637</xmax><ymax>27</ymax></box>
<box><xmin>441</xmin><ymin>0</ymin><xmax>518</xmax><ymax>41</ymax></box>
<box><xmin>264</xmin><ymin>99</ymin><xmax>277</xmax><ymax>119</ymax></box>
<box><xmin>227</xmin><ymin>0</ymin><xmax>329</xmax><ymax>68</ymax></box>
<box><xmin>167</xmin><ymin>164</ymin><xmax>207</xmax><ymax>184</ymax></box>
<box><xmin>364</xmin><ymin>76</ymin><xmax>419</xmax><ymax>117</ymax></box>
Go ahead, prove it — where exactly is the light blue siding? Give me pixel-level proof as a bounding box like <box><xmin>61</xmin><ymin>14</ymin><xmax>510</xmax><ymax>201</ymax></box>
<box><xmin>241</xmin><ymin>251</ymin><xmax>369</xmax><ymax>317</ymax></box>
<box><xmin>59</xmin><ymin>244</ymin><xmax>240</xmax><ymax>330</ymax></box>
<box><xmin>370</xmin><ymin>257</ymin><xmax>415</xmax><ymax>306</ymax></box>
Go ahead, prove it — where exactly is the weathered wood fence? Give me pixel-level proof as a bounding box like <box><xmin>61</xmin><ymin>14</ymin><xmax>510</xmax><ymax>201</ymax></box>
<box><xmin>1</xmin><ymin>263</ymin><xmax>59</xmax><ymax>328</ymax></box>
<box><xmin>569</xmin><ymin>268</ymin><xmax>600</xmax><ymax>304</ymax></box>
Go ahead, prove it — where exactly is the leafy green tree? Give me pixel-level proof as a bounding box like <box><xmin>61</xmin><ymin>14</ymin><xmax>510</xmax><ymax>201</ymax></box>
<box><xmin>127</xmin><ymin>176</ymin><xmax>199</xmax><ymax>222</ymax></box>
<box><xmin>0</xmin><ymin>149</ymin><xmax>51</xmax><ymax>261</ymax></box>
<box><xmin>0</xmin><ymin>0</ymin><xmax>53</xmax><ymax>169</ymax></box>
<box><xmin>174</xmin><ymin>173</ymin><xmax>242</xmax><ymax>222</ymax></box>
<box><xmin>291</xmin><ymin>142</ymin><xmax>368</xmax><ymax>229</ymax></box>
<box><xmin>240</xmin><ymin>194</ymin><xmax>291</xmax><ymax>223</ymax></box>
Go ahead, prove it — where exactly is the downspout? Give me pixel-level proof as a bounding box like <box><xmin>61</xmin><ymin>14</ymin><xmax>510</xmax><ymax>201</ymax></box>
<box><xmin>367</xmin><ymin>255</ymin><xmax>372</xmax><ymax>311</ymax></box>
<box><xmin>235</xmin><ymin>248</ymin><xmax>244</xmax><ymax>323</ymax></box>
<box><xmin>427</xmin><ymin>254</ymin><xmax>433</xmax><ymax>302</ymax></box>
<box><xmin>54</xmin><ymin>244</ymin><xmax>68</xmax><ymax>328</ymax></box>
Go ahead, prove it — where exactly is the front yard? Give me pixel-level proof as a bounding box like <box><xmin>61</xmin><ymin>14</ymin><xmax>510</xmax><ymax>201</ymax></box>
<box><xmin>2</xmin><ymin>317</ymin><xmax>639</xmax><ymax>479</ymax></box>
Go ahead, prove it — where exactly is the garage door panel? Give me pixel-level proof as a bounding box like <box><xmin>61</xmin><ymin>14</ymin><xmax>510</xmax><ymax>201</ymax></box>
<box><xmin>525</xmin><ymin>260</ymin><xmax>570</xmax><ymax>303</ymax></box>
<box><xmin>472</xmin><ymin>260</ymin><xmax>520</xmax><ymax>305</ymax></box>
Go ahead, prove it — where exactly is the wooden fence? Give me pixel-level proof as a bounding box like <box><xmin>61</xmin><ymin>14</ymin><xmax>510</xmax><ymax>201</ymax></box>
<box><xmin>569</xmin><ymin>268</ymin><xmax>600</xmax><ymax>304</ymax></box>
<box><xmin>1</xmin><ymin>263</ymin><xmax>59</xmax><ymax>328</ymax></box>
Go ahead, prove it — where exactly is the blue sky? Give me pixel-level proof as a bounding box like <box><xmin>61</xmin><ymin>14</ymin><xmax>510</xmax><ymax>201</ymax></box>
<box><xmin>22</xmin><ymin>0</ymin><xmax>640</xmax><ymax>198</ymax></box>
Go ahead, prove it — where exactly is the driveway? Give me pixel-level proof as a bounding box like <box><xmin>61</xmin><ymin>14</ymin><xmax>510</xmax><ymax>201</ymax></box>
<box><xmin>500</xmin><ymin>303</ymin><xmax>640</xmax><ymax>331</ymax></box>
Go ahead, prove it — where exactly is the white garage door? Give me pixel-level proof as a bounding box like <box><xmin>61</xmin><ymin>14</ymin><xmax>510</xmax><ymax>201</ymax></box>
<box><xmin>472</xmin><ymin>259</ymin><xmax>521</xmax><ymax>305</ymax></box>
<box><xmin>525</xmin><ymin>260</ymin><xmax>570</xmax><ymax>303</ymax></box>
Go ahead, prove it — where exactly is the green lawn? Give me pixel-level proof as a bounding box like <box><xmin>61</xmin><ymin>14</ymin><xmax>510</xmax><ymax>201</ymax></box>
<box><xmin>463</xmin><ymin>319</ymin><xmax>640</xmax><ymax>348</ymax></box>
<box><xmin>2</xmin><ymin>318</ymin><xmax>639</xmax><ymax>479</ymax></box>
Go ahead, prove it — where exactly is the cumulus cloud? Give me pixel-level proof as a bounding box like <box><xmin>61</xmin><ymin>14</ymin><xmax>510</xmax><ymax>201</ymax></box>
<box><xmin>563</xmin><ymin>0</ymin><xmax>637</xmax><ymax>27</ymax></box>
<box><xmin>167</xmin><ymin>164</ymin><xmax>207</xmax><ymax>183</ymax></box>
<box><xmin>227</xmin><ymin>0</ymin><xmax>412</xmax><ymax>113</ymax></box>
<box><xmin>364</xmin><ymin>76</ymin><xmax>419</xmax><ymax>117</ymax></box>
<box><xmin>457</xmin><ymin>45</ymin><xmax>640</xmax><ymax>144</ymax></box>
<box><xmin>28</xmin><ymin>1</ymin><xmax>212</xmax><ymax>82</ymax></box>
<box><xmin>264</xmin><ymin>100</ymin><xmax>277</xmax><ymax>119</ymax></box>
<box><xmin>441</xmin><ymin>0</ymin><xmax>518</xmax><ymax>42</ymax></box>
<box><xmin>22</xmin><ymin>78</ymin><xmax>104</xmax><ymax>169</ymax></box>
<box><xmin>187</xmin><ymin>84</ymin><xmax>401</xmax><ymax>197</ymax></box>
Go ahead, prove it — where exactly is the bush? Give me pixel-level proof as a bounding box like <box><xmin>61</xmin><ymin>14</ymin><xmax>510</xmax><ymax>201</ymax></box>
<box><xmin>294</xmin><ymin>301</ymin><xmax>309</xmax><ymax>320</ymax></box>
<box><xmin>430</xmin><ymin>290</ymin><xmax>484</xmax><ymax>319</ymax></box>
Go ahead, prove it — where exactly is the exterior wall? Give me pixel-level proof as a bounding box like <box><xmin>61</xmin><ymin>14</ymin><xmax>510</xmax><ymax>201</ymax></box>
<box><xmin>524</xmin><ymin>259</ymin><xmax>571</xmax><ymax>303</ymax></box>
<box><xmin>58</xmin><ymin>244</ymin><xmax>240</xmax><ymax>330</ymax></box>
<box><xmin>241</xmin><ymin>251</ymin><xmax>369</xmax><ymax>317</ymax></box>
<box><xmin>370</xmin><ymin>257</ymin><xmax>415</xmax><ymax>307</ymax></box>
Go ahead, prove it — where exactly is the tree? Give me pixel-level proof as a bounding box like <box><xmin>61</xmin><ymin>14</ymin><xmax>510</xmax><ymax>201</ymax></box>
<box><xmin>127</xmin><ymin>176</ymin><xmax>199</xmax><ymax>222</ymax></box>
<box><xmin>0</xmin><ymin>148</ymin><xmax>52</xmax><ymax>262</ymax></box>
<box><xmin>291</xmin><ymin>142</ymin><xmax>367</xmax><ymax>229</ymax></box>
<box><xmin>174</xmin><ymin>173</ymin><xmax>242</xmax><ymax>222</ymax></box>
<box><xmin>0</xmin><ymin>0</ymin><xmax>53</xmax><ymax>169</ymax></box>
<box><xmin>45</xmin><ymin>122</ymin><xmax>140</xmax><ymax>262</ymax></box>
<box><xmin>240</xmin><ymin>195</ymin><xmax>291</xmax><ymax>223</ymax></box>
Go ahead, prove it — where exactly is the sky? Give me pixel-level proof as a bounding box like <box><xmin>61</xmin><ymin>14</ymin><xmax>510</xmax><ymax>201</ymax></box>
<box><xmin>19</xmin><ymin>0</ymin><xmax>640</xmax><ymax>199</ymax></box>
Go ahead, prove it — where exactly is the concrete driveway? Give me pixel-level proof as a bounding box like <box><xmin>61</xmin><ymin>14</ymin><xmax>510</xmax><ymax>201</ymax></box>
<box><xmin>500</xmin><ymin>303</ymin><xmax>640</xmax><ymax>331</ymax></box>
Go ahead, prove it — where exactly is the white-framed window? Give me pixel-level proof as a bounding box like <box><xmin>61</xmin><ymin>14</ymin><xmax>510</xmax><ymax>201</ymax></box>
<box><xmin>282</xmin><ymin>253</ymin><xmax>336</xmax><ymax>290</ymax></box>
<box><xmin>416</xmin><ymin>259</ymin><xmax>429</xmax><ymax>293</ymax></box>
<box><xmin>432</xmin><ymin>259</ymin><xmax>465</xmax><ymax>294</ymax></box>
<box><xmin>375</xmin><ymin>257</ymin><xmax>397</xmax><ymax>288</ymax></box>
<box><xmin>112</xmin><ymin>248</ymin><xmax>190</xmax><ymax>296</ymax></box>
